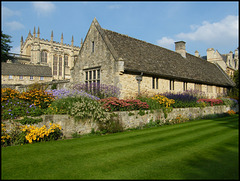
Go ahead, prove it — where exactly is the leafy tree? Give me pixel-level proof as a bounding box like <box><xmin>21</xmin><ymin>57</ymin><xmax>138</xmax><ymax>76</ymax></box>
<box><xmin>1</xmin><ymin>31</ymin><xmax>13</xmax><ymax>62</ymax></box>
<box><xmin>228</xmin><ymin>70</ymin><xmax>239</xmax><ymax>100</ymax></box>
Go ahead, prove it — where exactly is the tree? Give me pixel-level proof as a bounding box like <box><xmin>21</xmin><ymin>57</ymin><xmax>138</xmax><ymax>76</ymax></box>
<box><xmin>1</xmin><ymin>31</ymin><xmax>13</xmax><ymax>62</ymax></box>
<box><xmin>228</xmin><ymin>69</ymin><xmax>239</xmax><ymax>100</ymax></box>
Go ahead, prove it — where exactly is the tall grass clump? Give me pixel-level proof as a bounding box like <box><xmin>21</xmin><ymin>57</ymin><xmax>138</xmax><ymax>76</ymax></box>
<box><xmin>73</xmin><ymin>82</ymin><xmax>120</xmax><ymax>99</ymax></box>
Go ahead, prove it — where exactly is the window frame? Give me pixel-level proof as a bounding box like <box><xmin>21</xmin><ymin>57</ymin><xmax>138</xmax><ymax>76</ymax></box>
<box><xmin>64</xmin><ymin>54</ymin><xmax>68</xmax><ymax>67</ymax></box>
<box><xmin>170</xmin><ymin>80</ymin><xmax>174</xmax><ymax>90</ymax></box>
<box><xmin>92</xmin><ymin>41</ymin><xmax>95</xmax><ymax>53</ymax></box>
<box><xmin>53</xmin><ymin>55</ymin><xmax>58</xmax><ymax>76</ymax></box>
<box><xmin>41</xmin><ymin>50</ymin><xmax>48</xmax><ymax>63</ymax></box>
<box><xmin>152</xmin><ymin>77</ymin><xmax>159</xmax><ymax>89</ymax></box>
<box><xmin>59</xmin><ymin>56</ymin><xmax>62</xmax><ymax>76</ymax></box>
<box><xmin>183</xmin><ymin>82</ymin><xmax>187</xmax><ymax>91</ymax></box>
<box><xmin>84</xmin><ymin>67</ymin><xmax>101</xmax><ymax>85</ymax></box>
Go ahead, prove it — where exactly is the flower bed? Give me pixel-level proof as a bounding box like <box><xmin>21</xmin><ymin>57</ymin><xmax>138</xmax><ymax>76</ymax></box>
<box><xmin>100</xmin><ymin>97</ymin><xmax>149</xmax><ymax>111</ymax></box>
<box><xmin>1</xmin><ymin>122</ymin><xmax>62</xmax><ymax>146</ymax></box>
<box><xmin>73</xmin><ymin>82</ymin><xmax>120</xmax><ymax>99</ymax></box>
<box><xmin>1</xmin><ymin>88</ymin><xmax>54</xmax><ymax>120</ymax></box>
<box><xmin>46</xmin><ymin>89</ymin><xmax>99</xmax><ymax>100</ymax></box>
<box><xmin>151</xmin><ymin>94</ymin><xmax>175</xmax><ymax>108</ymax></box>
<box><xmin>1</xmin><ymin>87</ymin><xmax>239</xmax><ymax>147</ymax></box>
<box><xmin>197</xmin><ymin>98</ymin><xmax>223</xmax><ymax>106</ymax></box>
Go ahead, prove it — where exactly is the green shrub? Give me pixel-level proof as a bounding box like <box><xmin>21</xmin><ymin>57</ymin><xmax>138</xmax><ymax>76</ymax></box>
<box><xmin>220</xmin><ymin>97</ymin><xmax>238</xmax><ymax>107</ymax></box>
<box><xmin>45</xmin><ymin>97</ymin><xmax>76</xmax><ymax>115</ymax></box>
<box><xmin>100</xmin><ymin>97</ymin><xmax>149</xmax><ymax>112</ymax></box>
<box><xmin>51</xmin><ymin>83</ymin><xmax>57</xmax><ymax>90</ymax></box>
<box><xmin>137</xmin><ymin>96</ymin><xmax>162</xmax><ymax>110</ymax></box>
<box><xmin>14</xmin><ymin>117</ymin><xmax>43</xmax><ymax>125</ymax></box>
<box><xmin>70</xmin><ymin>97</ymin><xmax>110</xmax><ymax>123</ymax></box>
<box><xmin>27</xmin><ymin>82</ymin><xmax>48</xmax><ymax>91</ymax></box>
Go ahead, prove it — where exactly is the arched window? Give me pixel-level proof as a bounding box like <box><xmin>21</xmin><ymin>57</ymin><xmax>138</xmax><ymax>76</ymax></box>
<box><xmin>64</xmin><ymin>55</ymin><xmax>68</xmax><ymax>67</ymax></box>
<box><xmin>26</xmin><ymin>45</ymin><xmax>31</xmax><ymax>56</ymax></box>
<box><xmin>41</xmin><ymin>50</ymin><xmax>48</xmax><ymax>63</ymax></box>
<box><xmin>53</xmin><ymin>55</ymin><xmax>58</xmax><ymax>75</ymax></box>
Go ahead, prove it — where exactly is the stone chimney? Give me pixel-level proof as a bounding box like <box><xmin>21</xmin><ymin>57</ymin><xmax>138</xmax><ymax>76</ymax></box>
<box><xmin>195</xmin><ymin>50</ymin><xmax>199</xmax><ymax>57</ymax></box>
<box><xmin>206</xmin><ymin>48</ymin><xmax>215</xmax><ymax>61</ymax></box>
<box><xmin>234</xmin><ymin>49</ymin><xmax>238</xmax><ymax>59</ymax></box>
<box><xmin>175</xmin><ymin>41</ymin><xmax>186</xmax><ymax>58</ymax></box>
<box><xmin>228</xmin><ymin>51</ymin><xmax>233</xmax><ymax>67</ymax></box>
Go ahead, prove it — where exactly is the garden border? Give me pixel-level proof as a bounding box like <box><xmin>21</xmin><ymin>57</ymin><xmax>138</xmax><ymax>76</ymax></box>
<box><xmin>3</xmin><ymin>105</ymin><xmax>238</xmax><ymax>138</ymax></box>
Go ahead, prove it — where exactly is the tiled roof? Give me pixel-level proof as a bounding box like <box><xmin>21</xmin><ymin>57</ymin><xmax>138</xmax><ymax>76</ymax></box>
<box><xmin>101</xmin><ymin>28</ymin><xmax>235</xmax><ymax>87</ymax></box>
<box><xmin>1</xmin><ymin>62</ymin><xmax>52</xmax><ymax>77</ymax></box>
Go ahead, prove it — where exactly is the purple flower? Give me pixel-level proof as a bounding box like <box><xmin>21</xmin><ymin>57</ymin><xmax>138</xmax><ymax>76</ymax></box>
<box><xmin>8</xmin><ymin>109</ymin><xmax>11</xmax><ymax>112</ymax></box>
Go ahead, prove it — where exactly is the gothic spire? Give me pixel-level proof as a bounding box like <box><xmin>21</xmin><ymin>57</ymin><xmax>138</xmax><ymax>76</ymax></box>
<box><xmin>50</xmin><ymin>30</ymin><xmax>53</xmax><ymax>42</ymax></box>
<box><xmin>71</xmin><ymin>35</ymin><xmax>74</xmax><ymax>46</ymax></box>
<box><xmin>20</xmin><ymin>36</ymin><xmax>23</xmax><ymax>46</ymax></box>
<box><xmin>61</xmin><ymin>33</ymin><xmax>63</xmax><ymax>44</ymax></box>
<box><xmin>37</xmin><ymin>27</ymin><xmax>40</xmax><ymax>38</ymax></box>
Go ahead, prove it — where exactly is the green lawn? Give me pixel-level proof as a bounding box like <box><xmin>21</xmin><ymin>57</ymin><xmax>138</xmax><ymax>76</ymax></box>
<box><xmin>1</xmin><ymin>115</ymin><xmax>239</xmax><ymax>180</ymax></box>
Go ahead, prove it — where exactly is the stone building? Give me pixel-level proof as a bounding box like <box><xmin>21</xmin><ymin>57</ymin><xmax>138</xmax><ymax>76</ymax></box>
<box><xmin>1</xmin><ymin>62</ymin><xmax>52</xmax><ymax>85</ymax></box>
<box><xmin>20</xmin><ymin>27</ymin><xmax>81</xmax><ymax>80</ymax></box>
<box><xmin>71</xmin><ymin>18</ymin><xmax>235</xmax><ymax>99</ymax></box>
<box><xmin>202</xmin><ymin>48</ymin><xmax>239</xmax><ymax>77</ymax></box>
<box><xmin>8</xmin><ymin>27</ymin><xmax>81</xmax><ymax>81</ymax></box>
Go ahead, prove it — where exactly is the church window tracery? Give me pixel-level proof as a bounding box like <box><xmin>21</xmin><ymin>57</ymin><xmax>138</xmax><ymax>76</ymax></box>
<box><xmin>41</xmin><ymin>50</ymin><xmax>48</xmax><ymax>63</ymax></box>
<box><xmin>53</xmin><ymin>55</ymin><xmax>58</xmax><ymax>75</ymax></box>
<box><xmin>64</xmin><ymin>55</ymin><xmax>68</xmax><ymax>67</ymax></box>
<box><xmin>59</xmin><ymin>56</ymin><xmax>62</xmax><ymax>76</ymax></box>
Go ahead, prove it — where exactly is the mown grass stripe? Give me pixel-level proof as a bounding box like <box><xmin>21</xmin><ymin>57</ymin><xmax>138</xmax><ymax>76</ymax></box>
<box><xmin>1</xmin><ymin>115</ymin><xmax>238</xmax><ymax>179</ymax></box>
<box><xmin>4</xmin><ymin>117</ymin><xmax>234</xmax><ymax>166</ymax></box>
<box><xmin>18</xmin><ymin>125</ymin><xmax>236</xmax><ymax>180</ymax></box>
<box><xmin>84</xmin><ymin>128</ymin><xmax>238</xmax><ymax>179</ymax></box>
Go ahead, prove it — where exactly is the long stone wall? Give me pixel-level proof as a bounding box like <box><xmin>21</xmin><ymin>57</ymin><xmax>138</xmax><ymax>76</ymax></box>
<box><xmin>4</xmin><ymin>105</ymin><xmax>238</xmax><ymax>139</ymax></box>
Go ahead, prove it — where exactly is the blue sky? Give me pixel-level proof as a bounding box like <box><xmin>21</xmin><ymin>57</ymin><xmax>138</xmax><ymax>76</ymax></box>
<box><xmin>1</xmin><ymin>1</ymin><xmax>239</xmax><ymax>57</ymax></box>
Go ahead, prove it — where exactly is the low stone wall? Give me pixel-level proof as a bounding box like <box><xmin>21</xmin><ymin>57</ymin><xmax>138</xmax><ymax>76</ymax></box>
<box><xmin>116</xmin><ymin>105</ymin><xmax>238</xmax><ymax>130</ymax></box>
<box><xmin>3</xmin><ymin>105</ymin><xmax>238</xmax><ymax>139</ymax></box>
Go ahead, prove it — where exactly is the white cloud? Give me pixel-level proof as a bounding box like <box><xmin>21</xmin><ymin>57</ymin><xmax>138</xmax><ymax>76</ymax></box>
<box><xmin>32</xmin><ymin>1</ymin><xmax>56</xmax><ymax>16</ymax></box>
<box><xmin>1</xmin><ymin>6</ymin><xmax>21</xmax><ymax>19</ymax></box>
<box><xmin>5</xmin><ymin>21</ymin><xmax>25</xmax><ymax>31</ymax></box>
<box><xmin>176</xmin><ymin>15</ymin><xmax>238</xmax><ymax>44</ymax></box>
<box><xmin>157</xmin><ymin>37</ymin><xmax>175</xmax><ymax>50</ymax></box>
